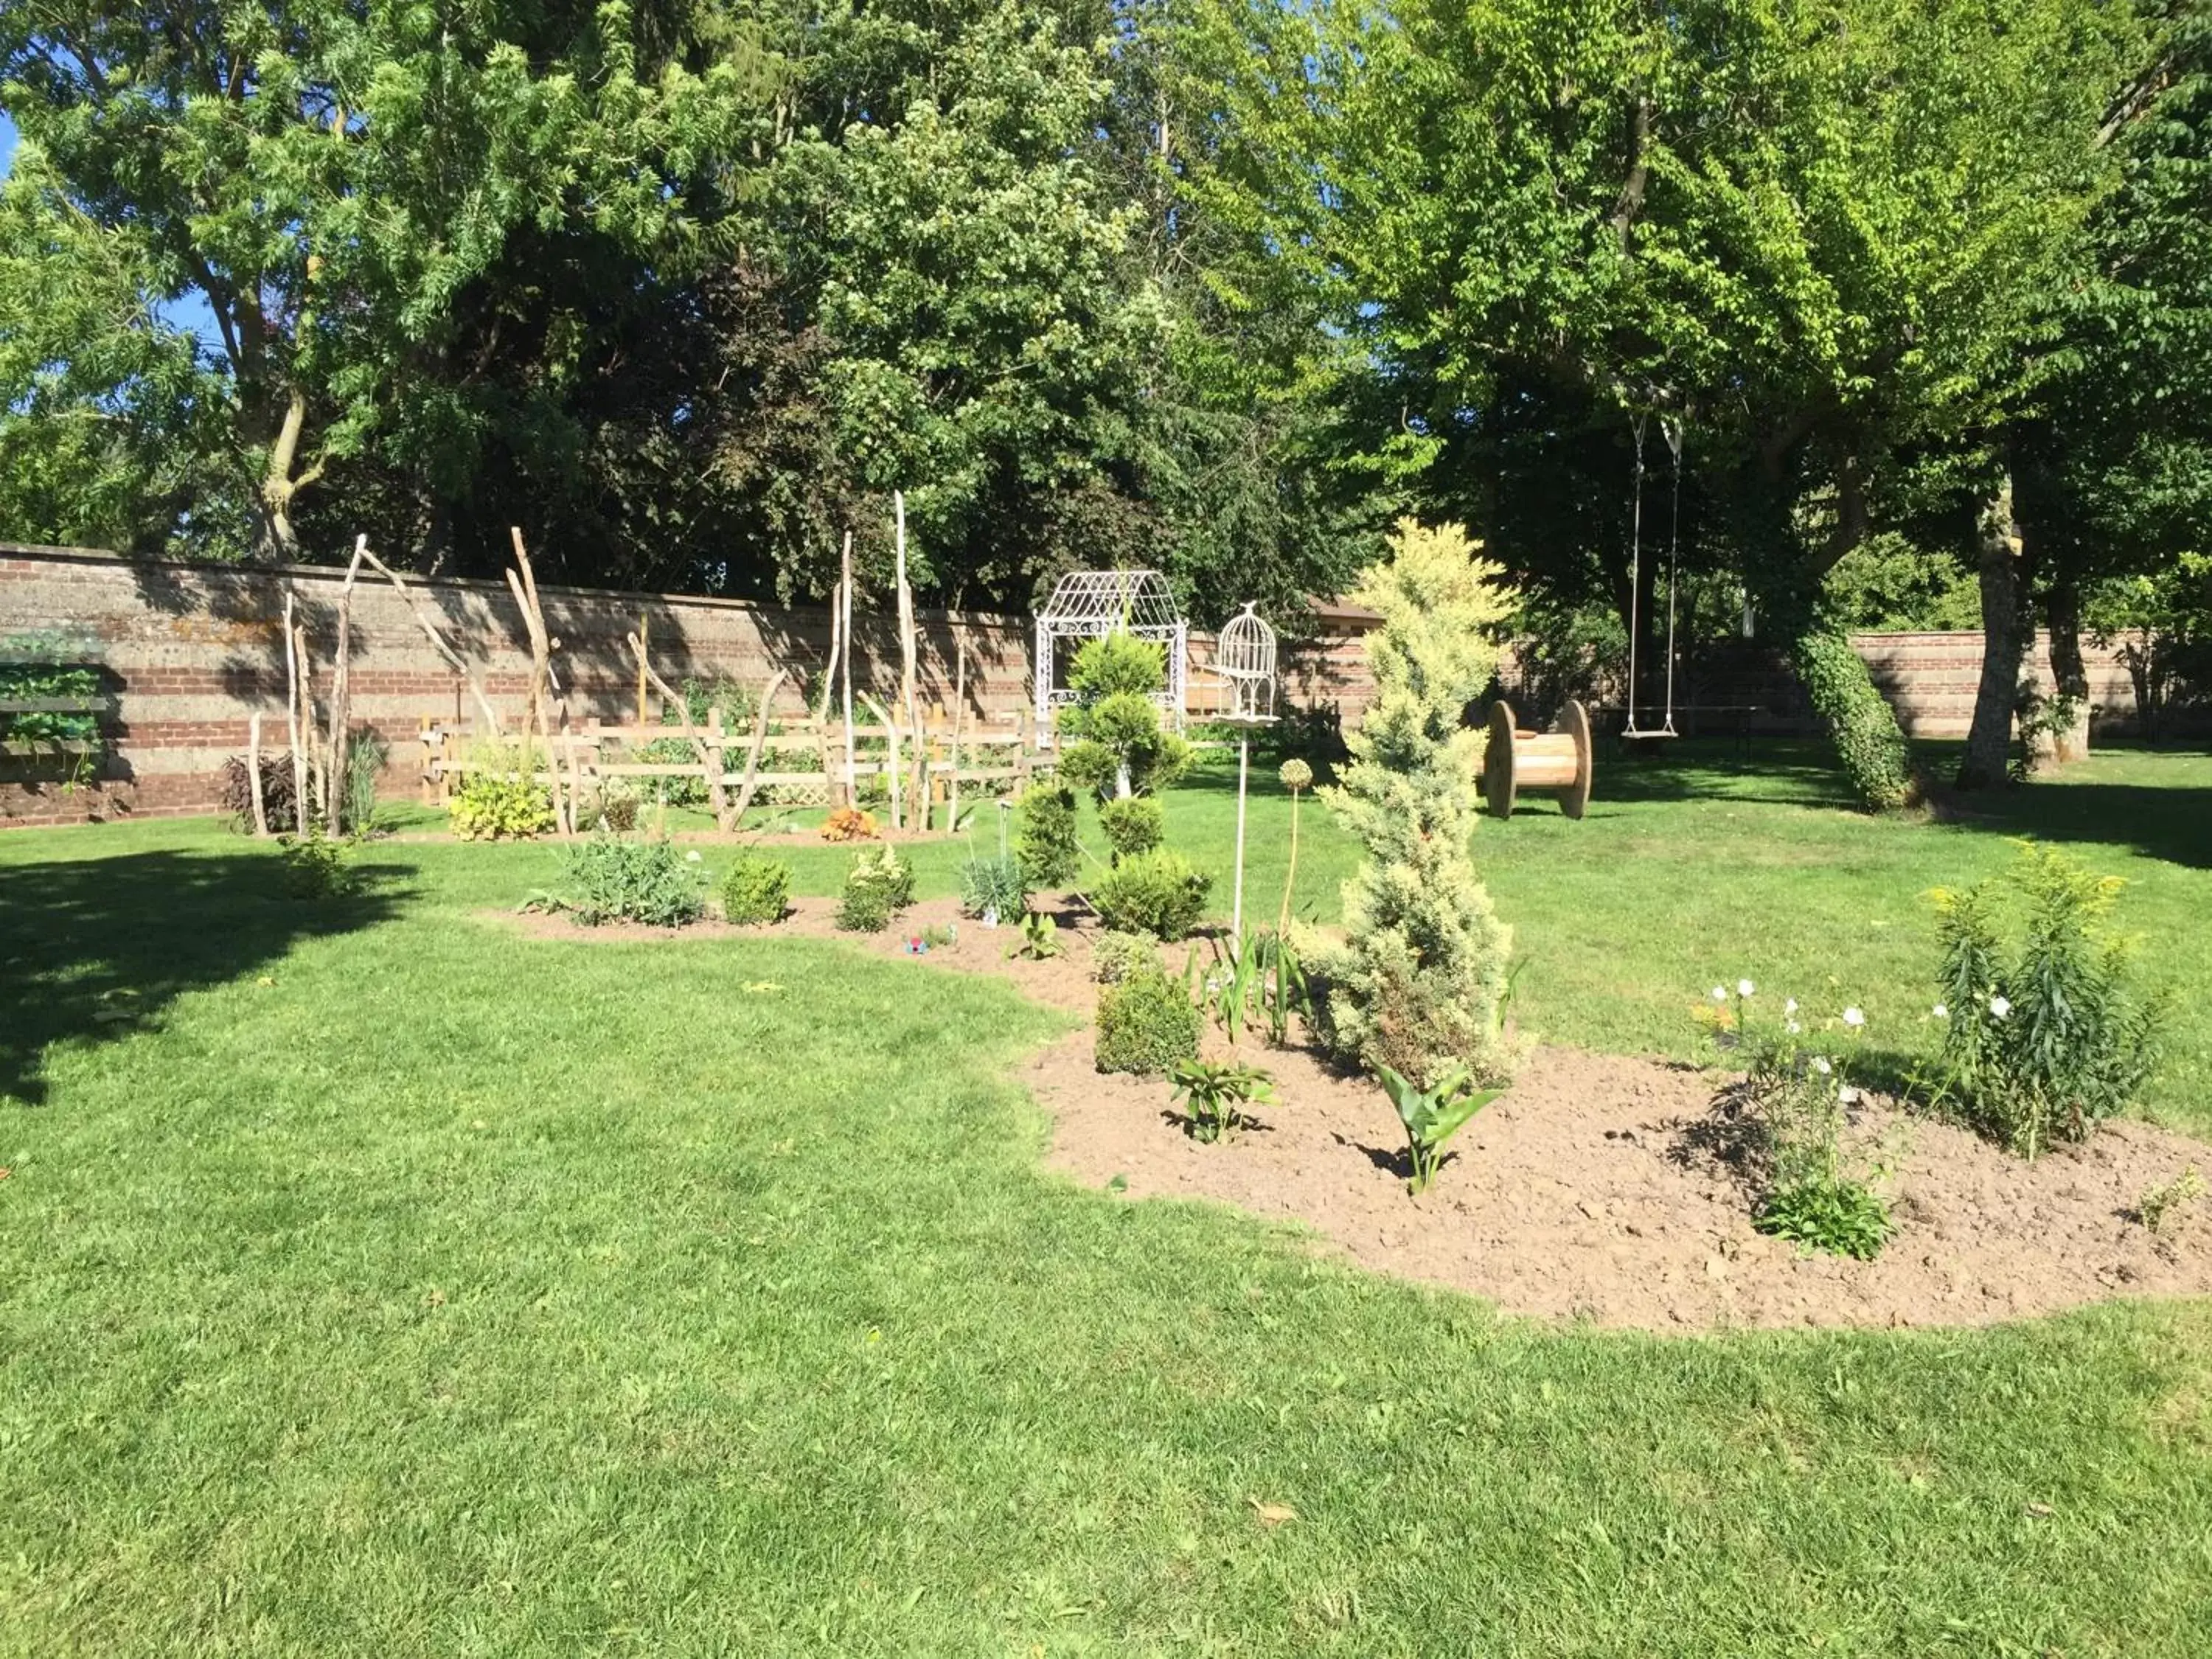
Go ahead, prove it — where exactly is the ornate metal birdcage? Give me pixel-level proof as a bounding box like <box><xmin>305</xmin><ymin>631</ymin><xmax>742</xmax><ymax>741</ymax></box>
<box><xmin>1033</xmin><ymin>569</ymin><xmax>1188</xmax><ymax>736</ymax></box>
<box><xmin>1214</xmin><ymin>602</ymin><xmax>1278</xmax><ymax>724</ymax></box>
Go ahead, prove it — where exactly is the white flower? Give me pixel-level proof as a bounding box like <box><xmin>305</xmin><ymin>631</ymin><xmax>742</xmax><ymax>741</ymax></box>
<box><xmin>1932</xmin><ymin>1003</ymin><xmax>1949</xmax><ymax>1020</ymax></box>
<box><xmin>1738</xmin><ymin>979</ymin><xmax>1756</xmax><ymax>998</ymax></box>
<box><xmin>1711</xmin><ymin>986</ymin><xmax>1728</xmax><ymax>1003</ymax></box>
<box><xmin>685</xmin><ymin>849</ymin><xmax>703</xmax><ymax>862</ymax></box>
<box><xmin>1786</xmin><ymin>1020</ymin><xmax>1803</xmax><ymax>1035</ymax></box>
<box><xmin>1842</xmin><ymin>1006</ymin><xmax>1865</xmax><ymax>1029</ymax></box>
<box><xmin>1784</xmin><ymin>998</ymin><xmax>1798</xmax><ymax>1016</ymax></box>
<box><xmin>1989</xmin><ymin>994</ymin><xmax>2011</xmax><ymax>1019</ymax></box>
<box><xmin>1812</xmin><ymin>1056</ymin><xmax>1832</xmax><ymax>1075</ymax></box>
<box><xmin>1838</xmin><ymin>1085</ymin><xmax>1861</xmax><ymax>1105</ymax></box>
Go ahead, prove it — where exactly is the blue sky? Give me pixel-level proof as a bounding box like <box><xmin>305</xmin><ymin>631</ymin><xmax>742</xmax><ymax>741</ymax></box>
<box><xmin>1</xmin><ymin>110</ymin><xmax>17</xmax><ymax>175</ymax></box>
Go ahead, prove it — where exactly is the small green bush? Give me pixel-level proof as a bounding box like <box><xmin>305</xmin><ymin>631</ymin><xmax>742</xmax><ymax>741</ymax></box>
<box><xmin>1095</xmin><ymin>967</ymin><xmax>1202</xmax><ymax>1076</ymax></box>
<box><xmin>562</xmin><ymin>835</ymin><xmax>705</xmax><ymax>927</ymax></box>
<box><xmin>591</xmin><ymin>779</ymin><xmax>641</xmax><ymax>832</ymax></box>
<box><xmin>1091</xmin><ymin>849</ymin><xmax>1211</xmax><ymax>939</ymax></box>
<box><xmin>1755</xmin><ymin>1178</ymin><xmax>1895</xmax><ymax>1260</ymax></box>
<box><xmin>836</xmin><ymin>845</ymin><xmax>914</xmax><ymax>932</ymax></box>
<box><xmin>1932</xmin><ymin>841</ymin><xmax>2164</xmax><ymax>1158</ymax></box>
<box><xmin>1097</xmin><ymin>796</ymin><xmax>1164</xmax><ymax>863</ymax></box>
<box><xmin>957</xmin><ymin>852</ymin><xmax>1028</xmax><ymax>921</ymax></box>
<box><xmin>721</xmin><ymin>854</ymin><xmax>792</xmax><ymax>925</ymax></box>
<box><xmin>1015</xmin><ymin>783</ymin><xmax>1081</xmax><ymax>888</ymax></box>
<box><xmin>1090</xmin><ymin>930</ymin><xmax>1158</xmax><ymax>984</ymax></box>
<box><xmin>451</xmin><ymin>763</ymin><xmax>554</xmax><ymax>840</ymax></box>
<box><xmin>276</xmin><ymin>827</ymin><xmax>350</xmax><ymax>900</ymax></box>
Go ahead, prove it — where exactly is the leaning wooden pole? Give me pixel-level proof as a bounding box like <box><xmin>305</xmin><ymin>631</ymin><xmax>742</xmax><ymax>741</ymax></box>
<box><xmin>360</xmin><ymin>547</ymin><xmax>505</xmax><ymax>739</ymax></box>
<box><xmin>839</xmin><ymin>530</ymin><xmax>857</xmax><ymax>804</ymax></box>
<box><xmin>506</xmin><ymin>528</ymin><xmax>569</xmax><ymax>835</ymax></box>
<box><xmin>246</xmin><ymin>710</ymin><xmax>270</xmax><ymax>838</ymax></box>
<box><xmin>324</xmin><ymin>533</ymin><xmax>366</xmax><ymax>835</ymax></box>
<box><xmin>894</xmin><ymin>490</ymin><xmax>922</xmax><ymax>825</ymax></box>
<box><xmin>860</xmin><ymin>692</ymin><xmax>902</xmax><ymax>830</ymax></box>
<box><xmin>281</xmin><ymin>588</ymin><xmax>309</xmax><ymax>835</ymax></box>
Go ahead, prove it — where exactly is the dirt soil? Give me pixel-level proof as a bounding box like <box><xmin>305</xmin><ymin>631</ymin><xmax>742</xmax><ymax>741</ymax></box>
<box><xmin>491</xmin><ymin>895</ymin><xmax>2212</xmax><ymax>1331</ymax></box>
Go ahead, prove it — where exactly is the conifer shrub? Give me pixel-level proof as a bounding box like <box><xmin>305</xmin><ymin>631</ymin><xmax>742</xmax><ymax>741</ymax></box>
<box><xmin>1015</xmin><ymin>782</ymin><xmax>1081</xmax><ymax>887</ymax></box>
<box><xmin>1310</xmin><ymin>520</ymin><xmax>1520</xmax><ymax>1090</ymax></box>
<box><xmin>1091</xmin><ymin>849</ymin><xmax>1211</xmax><ymax>940</ymax></box>
<box><xmin>1097</xmin><ymin>796</ymin><xmax>1164</xmax><ymax>862</ymax></box>
<box><xmin>720</xmin><ymin>855</ymin><xmax>792</xmax><ymax>925</ymax></box>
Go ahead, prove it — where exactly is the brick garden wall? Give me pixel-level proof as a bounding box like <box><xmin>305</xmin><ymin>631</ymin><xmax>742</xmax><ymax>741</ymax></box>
<box><xmin>0</xmin><ymin>542</ymin><xmax>2166</xmax><ymax>827</ymax></box>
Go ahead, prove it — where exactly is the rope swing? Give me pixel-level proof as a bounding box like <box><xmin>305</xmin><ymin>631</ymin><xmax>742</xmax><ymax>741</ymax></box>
<box><xmin>1624</xmin><ymin>411</ymin><xmax>1684</xmax><ymax>739</ymax></box>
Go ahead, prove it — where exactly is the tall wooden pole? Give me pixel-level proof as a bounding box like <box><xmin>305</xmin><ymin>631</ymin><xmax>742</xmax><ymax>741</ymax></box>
<box><xmin>281</xmin><ymin>588</ymin><xmax>309</xmax><ymax>835</ymax></box>
<box><xmin>839</xmin><ymin>529</ymin><xmax>856</xmax><ymax>804</ymax></box>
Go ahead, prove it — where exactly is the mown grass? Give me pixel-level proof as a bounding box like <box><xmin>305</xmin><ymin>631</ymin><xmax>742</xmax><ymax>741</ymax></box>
<box><xmin>2</xmin><ymin>743</ymin><xmax>2209</xmax><ymax>1655</ymax></box>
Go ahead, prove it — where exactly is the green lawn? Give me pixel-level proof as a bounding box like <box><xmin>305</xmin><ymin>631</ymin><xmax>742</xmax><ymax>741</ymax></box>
<box><xmin>3</xmin><ymin>744</ymin><xmax>2210</xmax><ymax>1654</ymax></box>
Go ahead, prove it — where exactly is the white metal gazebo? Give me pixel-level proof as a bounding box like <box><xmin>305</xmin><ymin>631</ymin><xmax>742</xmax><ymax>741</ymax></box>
<box><xmin>1032</xmin><ymin>569</ymin><xmax>1187</xmax><ymax>737</ymax></box>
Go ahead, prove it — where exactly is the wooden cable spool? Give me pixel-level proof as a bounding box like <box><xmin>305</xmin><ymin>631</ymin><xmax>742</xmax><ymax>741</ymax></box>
<box><xmin>1481</xmin><ymin>698</ymin><xmax>1593</xmax><ymax>821</ymax></box>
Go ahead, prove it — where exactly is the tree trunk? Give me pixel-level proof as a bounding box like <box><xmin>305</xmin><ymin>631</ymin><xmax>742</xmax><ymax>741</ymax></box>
<box><xmin>2044</xmin><ymin>574</ymin><xmax>2092</xmax><ymax>763</ymax></box>
<box><xmin>1957</xmin><ymin>481</ymin><xmax>2027</xmax><ymax>790</ymax></box>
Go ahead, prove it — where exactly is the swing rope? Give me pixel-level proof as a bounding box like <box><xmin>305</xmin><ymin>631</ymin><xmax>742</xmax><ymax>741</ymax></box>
<box><xmin>1624</xmin><ymin>409</ymin><xmax>1683</xmax><ymax>738</ymax></box>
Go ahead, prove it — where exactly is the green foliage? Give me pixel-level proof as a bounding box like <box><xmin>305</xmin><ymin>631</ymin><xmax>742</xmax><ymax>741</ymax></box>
<box><xmin>1932</xmin><ymin>843</ymin><xmax>2163</xmax><ymax>1159</ymax></box>
<box><xmin>1375</xmin><ymin>1063</ymin><xmax>1499</xmax><ymax>1196</ymax></box>
<box><xmin>1014</xmin><ymin>784</ymin><xmax>1082</xmax><ymax>888</ymax></box>
<box><xmin>1313</xmin><ymin>521</ymin><xmax>1519</xmax><ymax>1088</ymax></box>
<box><xmin>1089</xmin><ymin>930</ymin><xmax>1160</xmax><ymax>986</ymax></box>
<box><xmin>0</xmin><ymin>630</ymin><xmax>103</xmax><ymax>786</ymax></box>
<box><xmin>1253</xmin><ymin>928</ymin><xmax>1310</xmax><ymax>1049</ymax></box>
<box><xmin>1057</xmin><ymin>633</ymin><xmax>1192</xmax><ymax>804</ymax></box>
<box><xmin>1168</xmin><ymin>1058</ymin><xmax>1277</xmax><ymax>1144</ymax></box>
<box><xmin>1823</xmin><ymin>536</ymin><xmax>1983</xmax><ymax>633</ymax></box>
<box><xmin>2135</xmin><ymin>1166</ymin><xmax>2203</xmax><ymax>1234</ymax></box>
<box><xmin>218</xmin><ymin>754</ymin><xmax>299</xmax><ymax>830</ymax></box>
<box><xmin>720</xmin><ymin>855</ymin><xmax>793</xmax><ymax>926</ymax></box>
<box><xmin>1793</xmin><ymin>630</ymin><xmax>1913</xmax><ymax>812</ymax></box>
<box><xmin>591</xmin><ymin>779</ymin><xmax>641</xmax><ymax>833</ymax></box>
<box><xmin>1007</xmin><ymin>911</ymin><xmax>1062</xmax><ymax>961</ymax></box>
<box><xmin>1094</xmin><ymin>967</ymin><xmax>1203</xmax><ymax>1077</ymax></box>
<box><xmin>1091</xmin><ymin>849</ymin><xmax>1212</xmax><ymax>941</ymax></box>
<box><xmin>1096</xmin><ymin>796</ymin><xmax>1164</xmax><ymax>863</ymax></box>
<box><xmin>560</xmin><ymin>835</ymin><xmax>706</xmax><ymax>929</ymax></box>
<box><xmin>450</xmin><ymin>762</ymin><xmax>554</xmax><ymax>841</ymax></box>
<box><xmin>274</xmin><ymin>827</ymin><xmax>349</xmax><ymax>901</ymax></box>
<box><xmin>341</xmin><ymin>731</ymin><xmax>387</xmax><ymax>836</ymax></box>
<box><xmin>956</xmin><ymin>852</ymin><xmax>1028</xmax><ymax>922</ymax></box>
<box><xmin>1756</xmin><ymin>1178</ymin><xmax>1896</xmax><ymax>1262</ymax></box>
<box><xmin>634</xmin><ymin>737</ymin><xmax>710</xmax><ymax>808</ymax></box>
<box><xmin>1709</xmin><ymin>984</ymin><xmax>1895</xmax><ymax>1260</ymax></box>
<box><xmin>1201</xmin><ymin>934</ymin><xmax>1267</xmax><ymax>1048</ymax></box>
<box><xmin>835</xmin><ymin>846</ymin><xmax>915</xmax><ymax>933</ymax></box>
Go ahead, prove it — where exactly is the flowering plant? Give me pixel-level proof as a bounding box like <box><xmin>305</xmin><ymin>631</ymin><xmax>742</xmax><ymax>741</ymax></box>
<box><xmin>1702</xmin><ymin>982</ymin><xmax>1894</xmax><ymax>1259</ymax></box>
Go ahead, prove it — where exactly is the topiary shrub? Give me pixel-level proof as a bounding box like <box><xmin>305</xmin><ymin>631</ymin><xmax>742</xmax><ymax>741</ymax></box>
<box><xmin>1312</xmin><ymin>519</ymin><xmax>1519</xmax><ymax>1091</ymax></box>
<box><xmin>561</xmin><ymin>834</ymin><xmax>705</xmax><ymax>927</ymax></box>
<box><xmin>1793</xmin><ymin>629</ymin><xmax>1911</xmax><ymax>811</ymax></box>
<box><xmin>721</xmin><ymin>854</ymin><xmax>792</xmax><ymax>925</ymax></box>
<box><xmin>1097</xmin><ymin>796</ymin><xmax>1164</xmax><ymax>863</ymax></box>
<box><xmin>1091</xmin><ymin>849</ymin><xmax>1211</xmax><ymax>939</ymax></box>
<box><xmin>1055</xmin><ymin>633</ymin><xmax>1192</xmax><ymax>803</ymax></box>
<box><xmin>835</xmin><ymin>845</ymin><xmax>914</xmax><ymax>932</ymax></box>
<box><xmin>1095</xmin><ymin>967</ymin><xmax>1202</xmax><ymax>1076</ymax></box>
<box><xmin>1090</xmin><ymin>929</ymin><xmax>1159</xmax><ymax>984</ymax></box>
<box><xmin>1015</xmin><ymin>782</ymin><xmax>1081</xmax><ymax>887</ymax></box>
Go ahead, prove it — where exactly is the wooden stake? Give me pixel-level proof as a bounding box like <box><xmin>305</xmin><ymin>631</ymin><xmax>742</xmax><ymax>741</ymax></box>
<box><xmin>839</xmin><ymin>530</ymin><xmax>856</xmax><ymax>804</ymax></box>
<box><xmin>894</xmin><ymin>490</ymin><xmax>920</xmax><ymax>824</ymax></box>
<box><xmin>729</xmin><ymin>669</ymin><xmax>790</xmax><ymax>824</ymax></box>
<box><xmin>247</xmin><ymin>710</ymin><xmax>269</xmax><ymax>837</ymax></box>
<box><xmin>361</xmin><ymin>546</ymin><xmax>504</xmax><ymax>738</ymax></box>
<box><xmin>636</xmin><ymin>611</ymin><xmax>650</xmax><ymax>726</ymax></box>
<box><xmin>947</xmin><ymin>639</ymin><xmax>967</xmax><ymax>833</ymax></box>
<box><xmin>860</xmin><ymin>692</ymin><xmax>901</xmax><ymax>830</ymax></box>
<box><xmin>281</xmin><ymin>590</ymin><xmax>309</xmax><ymax>835</ymax></box>
<box><xmin>627</xmin><ymin>630</ymin><xmax>731</xmax><ymax>833</ymax></box>
<box><xmin>325</xmin><ymin>534</ymin><xmax>366</xmax><ymax>835</ymax></box>
<box><xmin>505</xmin><ymin>527</ymin><xmax>568</xmax><ymax>834</ymax></box>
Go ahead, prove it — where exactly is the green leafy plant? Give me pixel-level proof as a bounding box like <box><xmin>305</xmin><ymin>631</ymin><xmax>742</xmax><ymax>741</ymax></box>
<box><xmin>1169</xmin><ymin>1057</ymin><xmax>1277</xmax><ymax>1144</ymax></box>
<box><xmin>1931</xmin><ymin>842</ymin><xmax>2164</xmax><ymax>1159</ymax></box>
<box><xmin>1254</xmin><ymin>928</ymin><xmax>1309</xmax><ymax>1048</ymax></box>
<box><xmin>451</xmin><ymin>752</ymin><xmax>555</xmax><ymax>841</ymax></box>
<box><xmin>591</xmin><ymin>778</ymin><xmax>641</xmax><ymax>833</ymax></box>
<box><xmin>0</xmin><ymin>629</ymin><xmax>103</xmax><ymax>788</ymax></box>
<box><xmin>1008</xmin><ymin>910</ymin><xmax>1062</xmax><ymax>960</ymax></box>
<box><xmin>2135</xmin><ymin>1166</ymin><xmax>2203</xmax><ymax>1234</ymax></box>
<box><xmin>1091</xmin><ymin>849</ymin><xmax>1211</xmax><ymax>940</ymax></box>
<box><xmin>1054</xmin><ymin>633</ymin><xmax>1192</xmax><ymax>803</ymax></box>
<box><xmin>1015</xmin><ymin>783</ymin><xmax>1081</xmax><ymax>887</ymax></box>
<box><xmin>957</xmin><ymin>852</ymin><xmax>1028</xmax><ymax>922</ymax></box>
<box><xmin>341</xmin><ymin>729</ymin><xmax>388</xmax><ymax>835</ymax></box>
<box><xmin>1376</xmin><ymin>1062</ymin><xmax>1500</xmax><ymax>1195</ymax></box>
<box><xmin>1203</xmin><ymin>932</ymin><xmax>1267</xmax><ymax>1048</ymax></box>
<box><xmin>836</xmin><ymin>845</ymin><xmax>914</xmax><ymax>932</ymax></box>
<box><xmin>1277</xmin><ymin>758</ymin><xmax>1313</xmax><ymax>934</ymax></box>
<box><xmin>275</xmin><ymin>825</ymin><xmax>350</xmax><ymax>900</ymax></box>
<box><xmin>720</xmin><ymin>854</ymin><xmax>793</xmax><ymax>925</ymax></box>
<box><xmin>218</xmin><ymin>751</ymin><xmax>299</xmax><ymax>830</ymax></box>
<box><xmin>1094</xmin><ymin>967</ymin><xmax>1202</xmax><ymax>1077</ymax></box>
<box><xmin>561</xmin><ymin>834</ymin><xmax>705</xmax><ymax>928</ymax></box>
<box><xmin>1096</xmin><ymin>796</ymin><xmax>1164</xmax><ymax>863</ymax></box>
<box><xmin>1705</xmin><ymin>983</ymin><xmax>1896</xmax><ymax>1259</ymax></box>
<box><xmin>1089</xmin><ymin>930</ymin><xmax>1158</xmax><ymax>984</ymax></box>
<box><xmin>1755</xmin><ymin>1178</ymin><xmax>1896</xmax><ymax>1261</ymax></box>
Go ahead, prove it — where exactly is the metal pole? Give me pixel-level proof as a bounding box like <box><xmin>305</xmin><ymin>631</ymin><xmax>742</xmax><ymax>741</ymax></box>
<box><xmin>1233</xmin><ymin>733</ymin><xmax>1250</xmax><ymax>939</ymax></box>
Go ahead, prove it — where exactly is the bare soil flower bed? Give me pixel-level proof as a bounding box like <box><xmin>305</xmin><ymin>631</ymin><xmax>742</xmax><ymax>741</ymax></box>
<box><xmin>494</xmin><ymin>895</ymin><xmax>2212</xmax><ymax>1330</ymax></box>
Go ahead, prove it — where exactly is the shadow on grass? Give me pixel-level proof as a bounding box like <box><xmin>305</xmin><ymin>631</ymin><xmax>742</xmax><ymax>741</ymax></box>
<box><xmin>0</xmin><ymin>849</ymin><xmax>411</xmax><ymax>1105</ymax></box>
<box><xmin>1933</xmin><ymin>779</ymin><xmax>2212</xmax><ymax>870</ymax></box>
